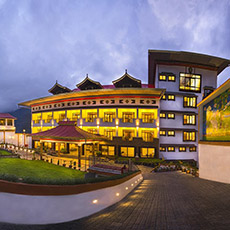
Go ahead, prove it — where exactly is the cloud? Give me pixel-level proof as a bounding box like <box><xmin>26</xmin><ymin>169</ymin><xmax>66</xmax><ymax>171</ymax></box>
<box><xmin>0</xmin><ymin>0</ymin><xmax>230</xmax><ymax>112</ymax></box>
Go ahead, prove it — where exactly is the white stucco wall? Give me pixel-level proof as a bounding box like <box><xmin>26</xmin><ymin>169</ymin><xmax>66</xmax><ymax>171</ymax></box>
<box><xmin>199</xmin><ymin>144</ymin><xmax>230</xmax><ymax>184</ymax></box>
<box><xmin>0</xmin><ymin>173</ymin><xmax>143</xmax><ymax>225</ymax></box>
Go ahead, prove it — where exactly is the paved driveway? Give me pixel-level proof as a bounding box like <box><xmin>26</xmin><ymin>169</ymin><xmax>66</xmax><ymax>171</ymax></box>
<box><xmin>1</xmin><ymin>171</ymin><xmax>230</xmax><ymax>230</ymax></box>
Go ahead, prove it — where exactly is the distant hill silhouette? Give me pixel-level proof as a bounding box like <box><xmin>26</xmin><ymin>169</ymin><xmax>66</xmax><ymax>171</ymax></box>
<box><xmin>10</xmin><ymin>108</ymin><xmax>31</xmax><ymax>133</ymax></box>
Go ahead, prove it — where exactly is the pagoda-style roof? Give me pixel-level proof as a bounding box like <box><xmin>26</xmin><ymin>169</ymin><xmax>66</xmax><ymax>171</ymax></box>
<box><xmin>31</xmin><ymin>121</ymin><xmax>108</xmax><ymax>142</ymax></box>
<box><xmin>48</xmin><ymin>81</ymin><xmax>72</xmax><ymax>95</ymax></box>
<box><xmin>112</xmin><ymin>70</ymin><xmax>142</xmax><ymax>88</ymax></box>
<box><xmin>0</xmin><ymin>113</ymin><xmax>16</xmax><ymax>120</ymax></box>
<box><xmin>77</xmin><ymin>75</ymin><xmax>103</xmax><ymax>90</ymax></box>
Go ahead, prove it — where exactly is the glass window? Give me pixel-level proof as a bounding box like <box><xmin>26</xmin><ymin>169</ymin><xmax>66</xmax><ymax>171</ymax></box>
<box><xmin>122</xmin><ymin>130</ymin><xmax>135</xmax><ymax>141</ymax></box>
<box><xmin>159</xmin><ymin>74</ymin><xmax>166</xmax><ymax>81</ymax></box>
<box><xmin>183</xmin><ymin>131</ymin><xmax>196</xmax><ymax>141</ymax></box>
<box><xmin>168</xmin><ymin>113</ymin><xmax>175</xmax><ymax>119</ymax></box>
<box><xmin>101</xmin><ymin>146</ymin><xmax>115</xmax><ymax>156</ymax></box>
<box><xmin>183</xmin><ymin>115</ymin><xmax>196</xmax><ymax>125</ymax></box>
<box><xmin>167</xmin><ymin>147</ymin><xmax>175</xmax><ymax>152</ymax></box>
<box><xmin>120</xmin><ymin>147</ymin><xmax>135</xmax><ymax>157</ymax></box>
<box><xmin>160</xmin><ymin>130</ymin><xmax>166</xmax><ymax>136</ymax></box>
<box><xmin>104</xmin><ymin>129</ymin><xmax>115</xmax><ymax>140</ymax></box>
<box><xmin>168</xmin><ymin>95</ymin><xmax>175</xmax><ymax>101</ymax></box>
<box><xmin>142</xmin><ymin>113</ymin><xmax>154</xmax><ymax>123</ymax></box>
<box><xmin>179</xmin><ymin>147</ymin><xmax>186</xmax><ymax>152</ymax></box>
<box><xmin>160</xmin><ymin>147</ymin><xmax>166</xmax><ymax>152</ymax></box>
<box><xmin>86</xmin><ymin>112</ymin><xmax>97</xmax><ymax>122</ymax></box>
<box><xmin>141</xmin><ymin>131</ymin><xmax>154</xmax><ymax>142</ymax></box>
<box><xmin>189</xmin><ymin>146</ymin><xmax>197</xmax><ymax>152</ymax></box>
<box><xmin>87</xmin><ymin>128</ymin><xmax>98</xmax><ymax>134</ymax></box>
<box><xmin>141</xmin><ymin>148</ymin><xmax>155</xmax><ymax>158</ymax></box>
<box><xmin>168</xmin><ymin>131</ymin><xmax>175</xmax><ymax>136</ymax></box>
<box><xmin>103</xmin><ymin>112</ymin><xmax>115</xmax><ymax>122</ymax></box>
<box><xmin>0</xmin><ymin>119</ymin><xmax>5</xmax><ymax>125</ymax></box>
<box><xmin>161</xmin><ymin>95</ymin><xmax>166</xmax><ymax>100</ymax></box>
<box><xmin>179</xmin><ymin>73</ymin><xmax>201</xmax><ymax>92</ymax></box>
<box><xmin>160</xmin><ymin>113</ymin><xmax>166</xmax><ymax>118</ymax></box>
<box><xmin>183</xmin><ymin>96</ymin><xmax>197</xmax><ymax>108</ymax></box>
<box><xmin>7</xmin><ymin>119</ymin><xmax>13</xmax><ymax>126</ymax></box>
<box><xmin>122</xmin><ymin>112</ymin><xmax>134</xmax><ymax>123</ymax></box>
<box><xmin>168</xmin><ymin>75</ymin><xmax>176</xmax><ymax>81</ymax></box>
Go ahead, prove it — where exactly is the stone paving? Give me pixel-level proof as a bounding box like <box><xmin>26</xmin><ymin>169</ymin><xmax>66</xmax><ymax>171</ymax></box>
<box><xmin>1</xmin><ymin>171</ymin><xmax>230</xmax><ymax>230</ymax></box>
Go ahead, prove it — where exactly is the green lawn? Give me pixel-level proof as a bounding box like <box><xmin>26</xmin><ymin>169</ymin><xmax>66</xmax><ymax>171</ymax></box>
<box><xmin>0</xmin><ymin>158</ymin><xmax>86</xmax><ymax>185</ymax></box>
<box><xmin>0</xmin><ymin>149</ymin><xmax>12</xmax><ymax>156</ymax></box>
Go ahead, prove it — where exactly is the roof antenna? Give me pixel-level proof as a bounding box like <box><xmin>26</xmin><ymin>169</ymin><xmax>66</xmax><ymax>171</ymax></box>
<box><xmin>86</xmin><ymin>73</ymin><xmax>88</xmax><ymax>78</ymax></box>
<box><xmin>56</xmin><ymin>80</ymin><xmax>58</xmax><ymax>84</ymax></box>
<box><xmin>125</xmin><ymin>69</ymin><xmax>127</xmax><ymax>74</ymax></box>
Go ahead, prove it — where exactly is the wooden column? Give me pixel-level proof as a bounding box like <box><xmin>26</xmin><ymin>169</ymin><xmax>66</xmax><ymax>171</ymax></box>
<box><xmin>78</xmin><ymin>145</ymin><xmax>81</xmax><ymax>170</ymax></box>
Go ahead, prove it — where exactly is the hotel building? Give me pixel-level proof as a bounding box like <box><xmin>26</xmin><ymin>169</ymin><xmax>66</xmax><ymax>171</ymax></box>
<box><xmin>19</xmin><ymin>50</ymin><xmax>230</xmax><ymax>161</ymax></box>
<box><xmin>148</xmin><ymin>50</ymin><xmax>230</xmax><ymax>160</ymax></box>
<box><xmin>19</xmin><ymin>72</ymin><xmax>165</xmax><ymax>158</ymax></box>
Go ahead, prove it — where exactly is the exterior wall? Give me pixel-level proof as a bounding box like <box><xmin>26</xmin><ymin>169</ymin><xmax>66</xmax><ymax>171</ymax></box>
<box><xmin>0</xmin><ymin>173</ymin><xmax>142</xmax><ymax>225</ymax></box>
<box><xmin>199</xmin><ymin>144</ymin><xmax>230</xmax><ymax>184</ymax></box>
<box><xmin>155</xmin><ymin>64</ymin><xmax>217</xmax><ymax>160</ymax></box>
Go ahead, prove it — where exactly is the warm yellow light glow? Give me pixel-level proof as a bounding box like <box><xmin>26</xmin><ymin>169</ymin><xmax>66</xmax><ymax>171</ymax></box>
<box><xmin>115</xmin><ymin>118</ymin><xmax>119</xmax><ymax>126</ymax></box>
<box><xmin>136</xmin><ymin>119</ymin><xmax>139</xmax><ymax>126</ymax></box>
<box><xmin>96</xmin><ymin>118</ymin><xmax>100</xmax><ymax>125</ymax></box>
<box><xmin>116</xmin><ymin>193</ymin><xmax>120</xmax><ymax>196</ymax></box>
<box><xmin>92</xmin><ymin>199</ymin><xmax>98</xmax><ymax>204</ymax></box>
<box><xmin>135</xmin><ymin>181</ymin><xmax>137</xmax><ymax>183</ymax></box>
<box><xmin>125</xmin><ymin>187</ymin><xmax>128</xmax><ymax>190</ymax></box>
<box><xmin>131</xmin><ymin>184</ymin><xmax>134</xmax><ymax>186</ymax></box>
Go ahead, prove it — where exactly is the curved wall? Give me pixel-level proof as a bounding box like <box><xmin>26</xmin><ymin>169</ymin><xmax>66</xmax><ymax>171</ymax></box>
<box><xmin>0</xmin><ymin>173</ymin><xmax>142</xmax><ymax>225</ymax></box>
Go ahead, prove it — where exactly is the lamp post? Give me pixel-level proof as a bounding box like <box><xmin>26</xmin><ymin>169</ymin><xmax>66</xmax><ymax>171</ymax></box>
<box><xmin>23</xmin><ymin>129</ymin><xmax>26</xmax><ymax>147</ymax></box>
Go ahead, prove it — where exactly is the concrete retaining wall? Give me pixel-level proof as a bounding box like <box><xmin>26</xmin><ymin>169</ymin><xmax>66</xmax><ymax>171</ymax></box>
<box><xmin>0</xmin><ymin>173</ymin><xmax>142</xmax><ymax>225</ymax></box>
<box><xmin>199</xmin><ymin>143</ymin><xmax>230</xmax><ymax>184</ymax></box>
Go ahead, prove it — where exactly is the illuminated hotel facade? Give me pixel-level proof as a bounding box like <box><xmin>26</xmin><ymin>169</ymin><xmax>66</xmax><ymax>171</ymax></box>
<box><xmin>19</xmin><ymin>72</ymin><xmax>165</xmax><ymax>158</ymax></box>
<box><xmin>19</xmin><ymin>50</ymin><xmax>230</xmax><ymax>160</ymax></box>
<box><xmin>148</xmin><ymin>50</ymin><xmax>230</xmax><ymax>160</ymax></box>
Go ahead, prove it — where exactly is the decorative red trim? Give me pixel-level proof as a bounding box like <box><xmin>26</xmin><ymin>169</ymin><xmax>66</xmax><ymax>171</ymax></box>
<box><xmin>31</xmin><ymin>95</ymin><xmax>160</xmax><ymax>107</ymax></box>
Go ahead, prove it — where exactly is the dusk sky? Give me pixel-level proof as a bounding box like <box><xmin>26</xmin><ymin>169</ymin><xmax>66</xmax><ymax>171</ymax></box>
<box><xmin>0</xmin><ymin>0</ymin><xmax>230</xmax><ymax>112</ymax></box>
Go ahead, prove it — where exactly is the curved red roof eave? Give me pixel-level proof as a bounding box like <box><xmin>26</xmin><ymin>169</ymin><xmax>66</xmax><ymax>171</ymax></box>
<box><xmin>31</xmin><ymin>121</ymin><xmax>108</xmax><ymax>141</ymax></box>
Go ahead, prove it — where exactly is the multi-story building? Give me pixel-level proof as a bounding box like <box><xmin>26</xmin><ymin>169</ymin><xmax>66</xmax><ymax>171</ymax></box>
<box><xmin>19</xmin><ymin>72</ymin><xmax>165</xmax><ymax>158</ymax></box>
<box><xmin>148</xmin><ymin>50</ymin><xmax>230</xmax><ymax>160</ymax></box>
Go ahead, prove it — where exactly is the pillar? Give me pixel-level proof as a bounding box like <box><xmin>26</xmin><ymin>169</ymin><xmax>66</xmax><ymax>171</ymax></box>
<box><xmin>57</xmin><ymin>143</ymin><xmax>61</xmax><ymax>157</ymax></box>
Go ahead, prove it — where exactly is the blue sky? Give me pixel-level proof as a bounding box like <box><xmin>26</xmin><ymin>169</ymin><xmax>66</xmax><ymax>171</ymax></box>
<box><xmin>0</xmin><ymin>0</ymin><xmax>230</xmax><ymax>112</ymax></box>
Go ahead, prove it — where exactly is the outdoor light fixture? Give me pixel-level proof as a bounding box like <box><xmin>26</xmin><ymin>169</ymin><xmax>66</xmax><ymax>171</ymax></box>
<box><xmin>135</xmin><ymin>181</ymin><xmax>137</xmax><ymax>183</ymax></box>
<box><xmin>92</xmin><ymin>199</ymin><xmax>98</xmax><ymax>204</ymax></box>
<box><xmin>131</xmin><ymin>184</ymin><xmax>134</xmax><ymax>186</ymax></box>
<box><xmin>116</xmin><ymin>193</ymin><xmax>120</xmax><ymax>196</ymax></box>
<box><xmin>125</xmin><ymin>187</ymin><xmax>128</xmax><ymax>190</ymax></box>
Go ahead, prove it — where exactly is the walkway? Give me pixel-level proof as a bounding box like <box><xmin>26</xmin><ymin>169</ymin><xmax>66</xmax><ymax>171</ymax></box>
<box><xmin>1</xmin><ymin>171</ymin><xmax>230</xmax><ymax>230</ymax></box>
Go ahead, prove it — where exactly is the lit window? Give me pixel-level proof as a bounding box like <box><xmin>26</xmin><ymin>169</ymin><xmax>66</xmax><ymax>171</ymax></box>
<box><xmin>167</xmin><ymin>147</ymin><xmax>175</xmax><ymax>152</ymax></box>
<box><xmin>179</xmin><ymin>73</ymin><xmax>201</xmax><ymax>92</ymax></box>
<box><xmin>122</xmin><ymin>130</ymin><xmax>135</xmax><ymax>141</ymax></box>
<box><xmin>141</xmin><ymin>148</ymin><xmax>155</xmax><ymax>158</ymax></box>
<box><xmin>120</xmin><ymin>147</ymin><xmax>135</xmax><ymax>157</ymax></box>
<box><xmin>183</xmin><ymin>96</ymin><xmax>197</xmax><ymax>108</ymax></box>
<box><xmin>160</xmin><ymin>130</ymin><xmax>166</xmax><ymax>136</ymax></box>
<box><xmin>168</xmin><ymin>131</ymin><xmax>175</xmax><ymax>136</ymax></box>
<box><xmin>183</xmin><ymin>131</ymin><xmax>196</xmax><ymax>141</ymax></box>
<box><xmin>0</xmin><ymin>119</ymin><xmax>5</xmax><ymax>125</ymax></box>
<box><xmin>168</xmin><ymin>113</ymin><xmax>175</xmax><ymax>119</ymax></box>
<box><xmin>104</xmin><ymin>129</ymin><xmax>115</xmax><ymax>140</ymax></box>
<box><xmin>87</xmin><ymin>128</ymin><xmax>98</xmax><ymax>134</ymax></box>
<box><xmin>122</xmin><ymin>112</ymin><xmax>134</xmax><ymax>123</ymax></box>
<box><xmin>142</xmin><ymin>131</ymin><xmax>154</xmax><ymax>142</ymax></box>
<box><xmin>159</xmin><ymin>75</ymin><xmax>166</xmax><ymax>81</ymax></box>
<box><xmin>168</xmin><ymin>95</ymin><xmax>175</xmax><ymax>101</ymax></box>
<box><xmin>160</xmin><ymin>147</ymin><xmax>166</xmax><ymax>152</ymax></box>
<box><xmin>161</xmin><ymin>95</ymin><xmax>166</xmax><ymax>100</ymax></box>
<box><xmin>179</xmin><ymin>147</ymin><xmax>186</xmax><ymax>152</ymax></box>
<box><xmin>189</xmin><ymin>146</ymin><xmax>197</xmax><ymax>152</ymax></box>
<box><xmin>160</xmin><ymin>113</ymin><xmax>166</xmax><ymax>118</ymax></box>
<box><xmin>142</xmin><ymin>113</ymin><xmax>154</xmax><ymax>123</ymax></box>
<box><xmin>168</xmin><ymin>75</ymin><xmax>176</xmax><ymax>81</ymax></box>
<box><xmin>183</xmin><ymin>115</ymin><xmax>196</xmax><ymax>125</ymax></box>
<box><xmin>86</xmin><ymin>112</ymin><xmax>97</xmax><ymax>122</ymax></box>
<box><xmin>103</xmin><ymin>112</ymin><xmax>115</xmax><ymax>122</ymax></box>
